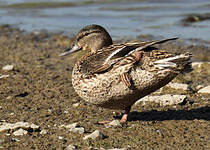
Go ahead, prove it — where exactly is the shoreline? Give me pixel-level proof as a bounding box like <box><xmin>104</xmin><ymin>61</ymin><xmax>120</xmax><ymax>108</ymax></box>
<box><xmin>0</xmin><ymin>24</ymin><xmax>209</xmax><ymax>149</ymax></box>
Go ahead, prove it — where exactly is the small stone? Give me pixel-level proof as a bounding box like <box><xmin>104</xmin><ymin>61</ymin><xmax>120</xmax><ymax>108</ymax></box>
<box><xmin>198</xmin><ymin>86</ymin><xmax>210</xmax><ymax>94</ymax></box>
<box><xmin>62</xmin><ymin>123</ymin><xmax>85</xmax><ymax>134</ymax></box>
<box><xmin>64</xmin><ymin>123</ymin><xmax>77</xmax><ymax>129</ymax></box>
<box><xmin>167</xmin><ymin>83</ymin><xmax>190</xmax><ymax>91</ymax></box>
<box><xmin>83</xmin><ymin>130</ymin><xmax>104</xmax><ymax>140</ymax></box>
<box><xmin>48</xmin><ymin>109</ymin><xmax>52</xmax><ymax>113</ymax></box>
<box><xmin>64</xmin><ymin>110</ymin><xmax>69</xmax><ymax>114</ymax></box>
<box><xmin>40</xmin><ymin>129</ymin><xmax>47</xmax><ymax>135</ymax></box>
<box><xmin>135</xmin><ymin>94</ymin><xmax>187</xmax><ymax>106</ymax></box>
<box><xmin>12</xmin><ymin>138</ymin><xmax>20</xmax><ymax>142</ymax></box>
<box><xmin>30</xmin><ymin>123</ymin><xmax>39</xmax><ymax>130</ymax></box>
<box><xmin>191</xmin><ymin>62</ymin><xmax>210</xmax><ymax>68</ymax></box>
<box><xmin>58</xmin><ymin>136</ymin><xmax>63</xmax><ymax>140</ymax></box>
<box><xmin>13</xmin><ymin>129</ymin><xmax>28</xmax><ymax>136</ymax></box>
<box><xmin>71</xmin><ymin>127</ymin><xmax>85</xmax><ymax>134</ymax></box>
<box><xmin>2</xmin><ymin>65</ymin><xmax>14</xmax><ymax>71</ymax></box>
<box><xmin>6</xmin><ymin>96</ymin><xmax>12</xmax><ymax>99</ymax></box>
<box><xmin>66</xmin><ymin>144</ymin><xmax>76</xmax><ymax>150</ymax></box>
<box><xmin>0</xmin><ymin>75</ymin><xmax>9</xmax><ymax>79</ymax></box>
<box><xmin>108</xmin><ymin>120</ymin><xmax>121</xmax><ymax>127</ymax></box>
<box><xmin>10</xmin><ymin>113</ymin><xmax>14</xmax><ymax>116</ymax></box>
<box><xmin>108</xmin><ymin>148</ymin><xmax>127</xmax><ymax>150</ymax></box>
<box><xmin>73</xmin><ymin>103</ymin><xmax>80</xmax><ymax>107</ymax></box>
<box><xmin>196</xmin><ymin>85</ymin><xmax>204</xmax><ymax>90</ymax></box>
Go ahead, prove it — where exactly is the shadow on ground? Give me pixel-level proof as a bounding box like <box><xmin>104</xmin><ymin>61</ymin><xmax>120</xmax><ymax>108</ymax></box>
<box><xmin>129</xmin><ymin>106</ymin><xmax>210</xmax><ymax>121</ymax></box>
<box><xmin>126</xmin><ymin>106</ymin><xmax>210</xmax><ymax>121</ymax></box>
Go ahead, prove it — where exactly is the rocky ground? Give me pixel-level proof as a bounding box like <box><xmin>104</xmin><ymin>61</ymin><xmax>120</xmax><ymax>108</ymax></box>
<box><xmin>0</xmin><ymin>25</ymin><xmax>209</xmax><ymax>150</ymax></box>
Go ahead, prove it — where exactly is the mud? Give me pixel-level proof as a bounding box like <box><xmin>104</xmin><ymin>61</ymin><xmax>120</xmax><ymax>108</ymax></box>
<box><xmin>0</xmin><ymin>25</ymin><xmax>209</xmax><ymax>149</ymax></box>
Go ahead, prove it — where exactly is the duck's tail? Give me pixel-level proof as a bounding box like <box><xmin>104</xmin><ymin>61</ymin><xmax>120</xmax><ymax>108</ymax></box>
<box><xmin>154</xmin><ymin>52</ymin><xmax>192</xmax><ymax>73</ymax></box>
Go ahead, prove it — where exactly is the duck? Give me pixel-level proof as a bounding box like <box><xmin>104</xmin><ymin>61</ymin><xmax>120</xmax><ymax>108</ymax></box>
<box><xmin>60</xmin><ymin>24</ymin><xmax>191</xmax><ymax>123</ymax></box>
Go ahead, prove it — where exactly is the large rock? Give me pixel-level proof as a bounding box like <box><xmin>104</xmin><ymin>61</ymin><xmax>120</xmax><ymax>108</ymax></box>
<box><xmin>135</xmin><ymin>94</ymin><xmax>187</xmax><ymax>106</ymax></box>
<box><xmin>0</xmin><ymin>122</ymin><xmax>39</xmax><ymax>132</ymax></box>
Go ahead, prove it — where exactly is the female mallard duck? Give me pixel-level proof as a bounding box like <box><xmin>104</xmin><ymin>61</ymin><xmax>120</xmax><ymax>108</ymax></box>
<box><xmin>60</xmin><ymin>24</ymin><xmax>191</xmax><ymax>123</ymax></box>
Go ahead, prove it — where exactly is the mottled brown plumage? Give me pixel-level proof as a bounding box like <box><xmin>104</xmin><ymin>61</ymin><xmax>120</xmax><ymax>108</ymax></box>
<box><xmin>60</xmin><ymin>24</ymin><xmax>191</xmax><ymax>123</ymax></box>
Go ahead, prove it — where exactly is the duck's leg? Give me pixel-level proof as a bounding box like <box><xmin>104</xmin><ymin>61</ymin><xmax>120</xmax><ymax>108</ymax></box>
<box><xmin>120</xmin><ymin>106</ymin><xmax>131</xmax><ymax>123</ymax></box>
<box><xmin>97</xmin><ymin>106</ymin><xmax>131</xmax><ymax>124</ymax></box>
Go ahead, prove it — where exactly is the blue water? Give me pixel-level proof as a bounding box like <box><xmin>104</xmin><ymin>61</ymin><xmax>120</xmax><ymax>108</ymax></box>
<box><xmin>0</xmin><ymin>0</ymin><xmax>210</xmax><ymax>41</ymax></box>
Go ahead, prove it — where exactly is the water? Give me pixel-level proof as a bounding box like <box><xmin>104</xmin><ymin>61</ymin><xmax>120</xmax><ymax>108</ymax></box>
<box><xmin>0</xmin><ymin>0</ymin><xmax>210</xmax><ymax>41</ymax></box>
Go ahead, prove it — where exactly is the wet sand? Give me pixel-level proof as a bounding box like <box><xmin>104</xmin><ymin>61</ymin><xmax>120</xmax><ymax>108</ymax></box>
<box><xmin>0</xmin><ymin>25</ymin><xmax>209</xmax><ymax>149</ymax></box>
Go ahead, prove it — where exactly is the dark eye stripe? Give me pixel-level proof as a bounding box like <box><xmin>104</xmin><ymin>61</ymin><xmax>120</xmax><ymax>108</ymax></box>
<box><xmin>77</xmin><ymin>30</ymin><xmax>101</xmax><ymax>42</ymax></box>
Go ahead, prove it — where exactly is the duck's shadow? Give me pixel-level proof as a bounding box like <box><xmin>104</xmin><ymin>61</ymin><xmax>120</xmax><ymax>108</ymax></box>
<box><xmin>116</xmin><ymin>106</ymin><xmax>210</xmax><ymax>121</ymax></box>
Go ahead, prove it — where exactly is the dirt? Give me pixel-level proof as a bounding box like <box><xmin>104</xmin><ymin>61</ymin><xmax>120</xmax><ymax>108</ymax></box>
<box><xmin>0</xmin><ymin>25</ymin><xmax>209</xmax><ymax>150</ymax></box>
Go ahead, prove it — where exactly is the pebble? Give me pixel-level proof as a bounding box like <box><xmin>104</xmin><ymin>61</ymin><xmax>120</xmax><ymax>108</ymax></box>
<box><xmin>196</xmin><ymin>85</ymin><xmax>205</xmax><ymax>90</ymax></box>
<box><xmin>108</xmin><ymin>148</ymin><xmax>127</xmax><ymax>150</ymax></box>
<box><xmin>135</xmin><ymin>94</ymin><xmax>187</xmax><ymax>106</ymax></box>
<box><xmin>6</xmin><ymin>96</ymin><xmax>12</xmax><ymax>99</ymax></box>
<box><xmin>191</xmin><ymin>62</ymin><xmax>210</xmax><ymax>68</ymax></box>
<box><xmin>0</xmin><ymin>74</ymin><xmax>9</xmax><ymax>79</ymax></box>
<box><xmin>198</xmin><ymin>85</ymin><xmax>210</xmax><ymax>94</ymax></box>
<box><xmin>71</xmin><ymin>127</ymin><xmax>84</xmax><ymax>134</ymax></box>
<box><xmin>40</xmin><ymin>129</ymin><xmax>47</xmax><ymax>135</ymax></box>
<box><xmin>0</xmin><ymin>122</ymin><xmax>39</xmax><ymax>132</ymax></box>
<box><xmin>13</xmin><ymin>128</ymin><xmax>28</xmax><ymax>136</ymax></box>
<box><xmin>66</xmin><ymin>144</ymin><xmax>76</xmax><ymax>150</ymax></box>
<box><xmin>58</xmin><ymin>136</ymin><xmax>64</xmax><ymax>140</ymax></box>
<box><xmin>64</xmin><ymin>110</ymin><xmax>69</xmax><ymax>114</ymax></box>
<box><xmin>12</xmin><ymin>138</ymin><xmax>20</xmax><ymax>142</ymax></box>
<box><xmin>2</xmin><ymin>65</ymin><xmax>14</xmax><ymax>71</ymax></box>
<box><xmin>83</xmin><ymin>130</ymin><xmax>104</xmax><ymax>140</ymax></box>
<box><xmin>166</xmin><ymin>83</ymin><xmax>190</xmax><ymax>91</ymax></box>
<box><xmin>62</xmin><ymin>123</ymin><xmax>85</xmax><ymax>134</ymax></box>
<box><xmin>107</xmin><ymin>120</ymin><xmax>121</xmax><ymax>127</ymax></box>
<box><xmin>10</xmin><ymin>112</ymin><xmax>14</xmax><ymax>116</ymax></box>
<box><xmin>73</xmin><ymin>103</ymin><xmax>80</xmax><ymax>107</ymax></box>
<box><xmin>30</xmin><ymin>123</ymin><xmax>39</xmax><ymax>129</ymax></box>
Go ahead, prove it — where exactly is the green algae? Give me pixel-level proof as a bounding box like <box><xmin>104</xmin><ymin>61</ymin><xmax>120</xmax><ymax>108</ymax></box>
<box><xmin>0</xmin><ymin>0</ymin><xmax>146</xmax><ymax>9</ymax></box>
<box><xmin>0</xmin><ymin>2</ymin><xmax>75</xmax><ymax>9</ymax></box>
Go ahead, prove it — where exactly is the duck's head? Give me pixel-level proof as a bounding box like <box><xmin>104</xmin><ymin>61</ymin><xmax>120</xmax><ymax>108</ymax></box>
<box><xmin>60</xmin><ymin>24</ymin><xmax>113</xmax><ymax>56</ymax></box>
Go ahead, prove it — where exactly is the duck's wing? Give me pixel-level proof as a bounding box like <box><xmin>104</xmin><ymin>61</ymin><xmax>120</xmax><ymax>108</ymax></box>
<box><xmin>106</xmin><ymin>38</ymin><xmax>178</xmax><ymax>61</ymax></box>
<box><xmin>80</xmin><ymin>38</ymin><xmax>178</xmax><ymax>75</ymax></box>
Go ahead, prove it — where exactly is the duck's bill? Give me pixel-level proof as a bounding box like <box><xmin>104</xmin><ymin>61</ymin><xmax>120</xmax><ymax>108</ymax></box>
<box><xmin>59</xmin><ymin>44</ymin><xmax>81</xmax><ymax>56</ymax></box>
